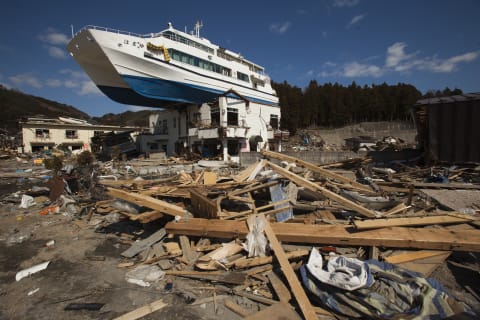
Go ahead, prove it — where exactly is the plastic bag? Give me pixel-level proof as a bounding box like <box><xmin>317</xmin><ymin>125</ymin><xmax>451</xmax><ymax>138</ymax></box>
<box><xmin>125</xmin><ymin>265</ymin><xmax>165</xmax><ymax>287</ymax></box>
<box><xmin>244</xmin><ymin>216</ymin><xmax>267</xmax><ymax>258</ymax></box>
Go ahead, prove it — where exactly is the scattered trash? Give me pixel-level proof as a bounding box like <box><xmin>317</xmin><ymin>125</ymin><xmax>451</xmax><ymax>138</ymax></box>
<box><xmin>64</xmin><ymin>303</ymin><xmax>105</xmax><ymax>311</ymax></box>
<box><xmin>27</xmin><ymin>288</ymin><xmax>40</xmax><ymax>296</ymax></box>
<box><xmin>19</xmin><ymin>195</ymin><xmax>35</xmax><ymax>208</ymax></box>
<box><xmin>125</xmin><ymin>265</ymin><xmax>165</xmax><ymax>287</ymax></box>
<box><xmin>16</xmin><ymin>261</ymin><xmax>50</xmax><ymax>281</ymax></box>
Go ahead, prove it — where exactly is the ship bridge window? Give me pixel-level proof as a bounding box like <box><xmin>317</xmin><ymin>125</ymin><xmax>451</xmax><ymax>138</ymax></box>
<box><xmin>168</xmin><ymin>49</ymin><xmax>231</xmax><ymax>76</ymax></box>
<box><xmin>237</xmin><ymin>72</ymin><xmax>249</xmax><ymax>83</ymax></box>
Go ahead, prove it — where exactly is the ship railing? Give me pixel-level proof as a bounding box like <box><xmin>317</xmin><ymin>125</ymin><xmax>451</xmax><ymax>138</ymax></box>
<box><xmin>74</xmin><ymin>25</ymin><xmax>161</xmax><ymax>38</ymax></box>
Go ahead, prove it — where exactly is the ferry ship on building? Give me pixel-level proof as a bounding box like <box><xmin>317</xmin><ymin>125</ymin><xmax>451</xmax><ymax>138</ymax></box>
<box><xmin>67</xmin><ymin>21</ymin><xmax>279</xmax><ymax>107</ymax></box>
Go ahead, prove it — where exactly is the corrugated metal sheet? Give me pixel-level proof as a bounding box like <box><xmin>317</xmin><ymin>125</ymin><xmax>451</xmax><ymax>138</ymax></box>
<box><xmin>414</xmin><ymin>93</ymin><xmax>480</xmax><ymax>163</ymax></box>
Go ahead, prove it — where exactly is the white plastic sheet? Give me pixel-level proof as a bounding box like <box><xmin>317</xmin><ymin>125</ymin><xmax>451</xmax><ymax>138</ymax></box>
<box><xmin>306</xmin><ymin>248</ymin><xmax>371</xmax><ymax>291</ymax></box>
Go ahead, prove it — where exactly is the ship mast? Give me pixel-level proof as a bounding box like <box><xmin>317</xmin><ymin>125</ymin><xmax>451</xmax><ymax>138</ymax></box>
<box><xmin>194</xmin><ymin>20</ymin><xmax>203</xmax><ymax>38</ymax></box>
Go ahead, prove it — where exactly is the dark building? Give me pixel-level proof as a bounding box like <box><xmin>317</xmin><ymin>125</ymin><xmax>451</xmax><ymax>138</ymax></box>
<box><xmin>413</xmin><ymin>93</ymin><xmax>480</xmax><ymax>163</ymax></box>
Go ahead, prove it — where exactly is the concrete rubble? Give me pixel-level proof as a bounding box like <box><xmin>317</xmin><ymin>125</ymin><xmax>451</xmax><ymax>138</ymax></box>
<box><xmin>0</xmin><ymin>148</ymin><xmax>479</xmax><ymax>319</ymax></box>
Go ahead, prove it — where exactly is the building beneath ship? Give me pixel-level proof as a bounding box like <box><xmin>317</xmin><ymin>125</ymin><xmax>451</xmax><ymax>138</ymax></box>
<box><xmin>136</xmin><ymin>93</ymin><xmax>288</xmax><ymax>162</ymax></box>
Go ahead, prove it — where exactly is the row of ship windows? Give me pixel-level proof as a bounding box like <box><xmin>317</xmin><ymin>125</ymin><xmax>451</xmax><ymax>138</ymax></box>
<box><xmin>168</xmin><ymin>49</ymin><xmax>250</xmax><ymax>83</ymax></box>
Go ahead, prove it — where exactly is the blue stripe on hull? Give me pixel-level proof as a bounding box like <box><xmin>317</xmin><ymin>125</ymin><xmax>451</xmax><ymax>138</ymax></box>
<box><xmin>121</xmin><ymin>74</ymin><xmax>277</xmax><ymax>106</ymax></box>
<box><xmin>122</xmin><ymin>75</ymin><xmax>219</xmax><ymax>104</ymax></box>
<box><xmin>97</xmin><ymin>85</ymin><xmax>175</xmax><ymax>107</ymax></box>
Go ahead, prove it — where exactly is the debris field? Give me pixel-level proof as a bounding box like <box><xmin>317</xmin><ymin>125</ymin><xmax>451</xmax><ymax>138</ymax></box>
<box><xmin>1</xmin><ymin>149</ymin><xmax>479</xmax><ymax>319</ymax></box>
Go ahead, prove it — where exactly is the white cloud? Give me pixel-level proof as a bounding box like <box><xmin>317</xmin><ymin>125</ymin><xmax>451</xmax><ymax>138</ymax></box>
<box><xmin>60</xmin><ymin>68</ymin><xmax>86</xmax><ymax>78</ymax></box>
<box><xmin>385</xmin><ymin>42</ymin><xmax>480</xmax><ymax>73</ymax></box>
<box><xmin>319</xmin><ymin>41</ymin><xmax>480</xmax><ymax>79</ymax></box>
<box><xmin>128</xmin><ymin>106</ymin><xmax>153</xmax><ymax>112</ymax></box>
<box><xmin>332</xmin><ymin>0</ymin><xmax>360</xmax><ymax>8</ymax></box>
<box><xmin>48</xmin><ymin>46</ymin><xmax>67</xmax><ymax>59</ymax></box>
<box><xmin>46</xmin><ymin>79</ymin><xmax>62</xmax><ymax>87</ymax></box>
<box><xmin>342</xmin><ymin>62</ymin><xmax>383</xmax><ymax>77</ymax></box>
<box><xmin>347</xmin><ymin>14</ymin><xmax>365</xmax><ymax>28</ymax></box>
<box><xmin>269</xmin><ymin>21</ymin><xmax>291</xmax><ymax>35</ymax></box>
<box><xmin>79</xmin><ymin>80</ymin><xmax>101</xmax><ymax>95</ymax></box>
<box><xmin>38</xmin><ymin>28</ymin><xmax>69</xmax><ymax>45</ymax></box>
<box><xmin>9</xmin><ymin>73</ymin><xmax>42</xmax><ymax>88</ymax></box>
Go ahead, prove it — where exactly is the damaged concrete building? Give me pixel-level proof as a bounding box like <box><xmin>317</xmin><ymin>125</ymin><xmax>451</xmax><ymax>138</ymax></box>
<box><xmin>137</xmin><ymin>93</ymin><xmax>288</xmax><ymax>162</ymax></box>
<box><xmin>20</xmin><ymin>116</ymin><xmax>138</xmax><ymax>154</ymax></box>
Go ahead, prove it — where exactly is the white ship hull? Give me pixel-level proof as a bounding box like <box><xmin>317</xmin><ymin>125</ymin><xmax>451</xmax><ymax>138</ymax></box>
<box><xmin>67</xmin><ymin>25</ymin><xmax>279</xmax><ymax>108</ymax></box>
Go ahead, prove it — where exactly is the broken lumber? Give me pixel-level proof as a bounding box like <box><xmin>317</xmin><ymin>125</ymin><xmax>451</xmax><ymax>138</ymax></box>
<box><xmin>353</xmin><ymin>214</ymin><xmax>475</xmax><ymax>230</ymax></box>
<box><xmin>385</xmin><ymin>250</ymin><xmax>451</xmax><ymax>264</ymax></box>
<box><xmin>234</xmin><ymin>250</ymin><xmax>309</xmax><ymax>269</ymax></box>
<box><xmin>113</xmin><ymin>299</ymin><xmax>167</xmax><ymax>320</ymax></box>
<box><xmin>244</xmin><ymin>302</ymin><xmax>302</xmax><ymax>320</ymax></box>
<box><xmin>267</xmin><ymin>271</ymin><xmax>291</xmax><ymax>303</ymax></box>
<box><xmin>266</xmin><ymin>161</ymin><xmax>377</xmax><ymax>218</ymax></box>
<box><xmin>121</xmin><ymin>228</ymin><xmax>166</xmax><ymax>258</ymax></box>
<box><xmin>260</xmin><ymin>216</ymin><xmax>317</xmax><ymax>320</ymax></box>
<box><xmin>107</xmin><ymin>187</ymin><xmax>189</xmax><ymax>217</ymax></box>
<box><xmin>224</xmin><ymin>299</ymin><xmax>251</xmax><ymax>317</ymax></box>
<box><xmin>165</xmin><ymin>218</ymin><xmax>480</xmax><ymax>252</ymax></box>
<box><xmin>261</xmin><ymin>150</ymin><xmax>372</xmax><ymax>193</ymax></box>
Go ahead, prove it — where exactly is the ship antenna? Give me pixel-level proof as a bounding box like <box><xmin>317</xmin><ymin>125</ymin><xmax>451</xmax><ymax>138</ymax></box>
<box><xmin>71</xmin><ymin>24</ymin><xmax>74</xmax><ymax>38</ymax></box>
<box><xmin>194</xmin><ymin>20</ymin><xmax>203</xmax><ymax>38</ymax></box>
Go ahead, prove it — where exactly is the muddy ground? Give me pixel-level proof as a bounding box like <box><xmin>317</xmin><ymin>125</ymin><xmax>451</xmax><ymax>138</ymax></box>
<box><xmin>0</xmin><ymin>178</ymin><xmax>250</xmax><ymax>320</ymax></box>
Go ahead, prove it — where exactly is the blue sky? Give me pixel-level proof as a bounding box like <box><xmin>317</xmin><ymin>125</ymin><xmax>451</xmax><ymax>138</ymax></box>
<box><xmin>1</xmin><ymin>0</ymin><xmax>479</xmax><ymax>116</ymax></box>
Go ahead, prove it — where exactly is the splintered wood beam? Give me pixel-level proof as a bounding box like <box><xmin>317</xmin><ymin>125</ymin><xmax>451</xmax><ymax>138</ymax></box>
<box><xmin>353</xmin><ymin>215</ymin><xmax>475</xmax><ymax>230</ymax></box>
<box><xmin>261</xmin><ymin>150</ymin><xmax>372</xmax><ymax>193</ymax></box>
<box><xmin>107</xmin><ymin>187</ymin><xmax>188</xmax><ymax>217</ymax></box>
<box><xmin>113</xmin><ymin>299</ymin><xmax>167</xmax><ymax>320</ymax></box>
<box><xmin>265</xmin><ymin>161</ymin><xmax>377</xmax><ymax>218</ymax></box>
<box><xmin>165</xmin><ymin>218</ymin><xmax>480</xmax><ymax>252</ymax></box>
<box><xmin>260</xmin><ymin>216</ymin><xmax>317</xmax><ymax>320</ymax></box>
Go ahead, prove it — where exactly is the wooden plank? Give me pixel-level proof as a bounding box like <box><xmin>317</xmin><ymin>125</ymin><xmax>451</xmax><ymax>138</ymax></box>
<box><xmin>260</xmin><ymin>216</ymin><xmax>317</xmax><ymax>320</ymax></box>
<box><xmin>267</xmin><ymin>271</ymin><xmax>291</xmax><ymax>303</ymax></box>
<box><xmin>399</xmin><ymin>252</ymin><xmax>451</xmax><ymax>277</ymax></box>
<box><xmin>224</xmin><ymin>298</ymin><xmax>251</xmax><ymax>317</ymax></box>
<box><xmin>166</xmin><ymin>270</ymin><xmax>247</xmax><ymax>285</ymax></box>
<box><xmin>179</xmin><ymin>235</ymin><xmax>195</xmax><ymax>264</ymax></box>
<box><xmin>385</xmin><ymin>250</ymin><xmax>451</xmax><ymax>264</ymax></box>
<box><xmin>203</xmin><ymin>171</ymin><xmax>217</xmax><ymax>185</ymax></box>
<box><xmin>266</xmin><ymin>161</ymin><xmax>376</xmax><ymax>218</ymax></box>
<box><xmin>113</xmin><ymin>299</ymin><xmax>167</xmax><ymax>320</ymax></box>
<box><xmin>190</xmin><ymin>188</ymin><xmax>219</xmax><ymax>219</ymax></box>
<box><xmin>245</xmin><ymin>302</ymin><xmax>302</xmax><ymax>320</ymax></box>
<box><xmin>121</xmin><ymin>228</ymin><xmax>166</xmax><ymax>258</ymax></box>
<box><xmin>234</xmin><ymin>250</ymin><xmax>309</xmax><ymax>269</ymax></box>
<box><xmin>107</xmin><ymin>187</ymin><xmax>188</xmax><ymax>217</ymax></box>
<box><xmin>165</xmin><ymin>218</ymin><xmax>480</xmax><ymax>252</ymax></box>
<box><xmin>119</xmin><ymin>210</ymin><xmax>163</xmax><ymax>224</ymax></box>
<box><xmin>261</xmin><ymin>150</ymin><xmax>372</xmax><ymax>193</ymax></box>
<box><xmin>353</xmin><ymin>215</ymin><xmax>474</xmax><ymax>230</ymax></box>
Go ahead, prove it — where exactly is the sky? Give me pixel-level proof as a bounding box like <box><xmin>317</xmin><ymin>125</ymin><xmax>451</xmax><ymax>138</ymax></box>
<box><xmin>1</xmin><ymin>0</ymin><xmax>479</xmax><ymax>117</ymax></box>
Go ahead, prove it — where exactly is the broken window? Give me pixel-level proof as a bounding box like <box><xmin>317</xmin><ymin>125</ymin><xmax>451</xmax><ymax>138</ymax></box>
<box><xmin>65</xmin><ymin>130</ymin><xmax>78</xmax><ymax>139</ymax></box>
<box><xmin>35</xmin><ymin>129</ymin><xmax>50</xmax><ymax>138</ymax></box>
<box><xmin>227</xmin><ymin>139</ymin><xmax>240</xmax><ymax>156</ymax></box>
<box><xmin>270</xmin><ymin>114</ymin><xmax>279</xmax><ymax>129</ymax></box>
<box><xmin>227</xmin><ymin>108</ymin><xmax>238</xmax><ymax>126</ymax></box>
<box><xmin>211</xmin><ymin>107</ymin><xmax>220</xmax><ymax>126</ymax></box>
<box><xmin>162</xmin><ymin>119</ymin><xmax>168</xmax><ymax>134</ymax></box>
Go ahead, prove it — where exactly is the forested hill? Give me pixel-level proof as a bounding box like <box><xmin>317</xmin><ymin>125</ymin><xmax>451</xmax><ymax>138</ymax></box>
<box><xmin>91</xmin><ymin>110</ymin><xmax>155</xmax><ymax>127</ymax></box>
<box><xmin>273</xmin><ymin>81</ymin><xmax>463</xmax><ymax>133</ymax></box>
<box><xmin>0</xmin><ymin>85</ymin><xmax>90</xmax><ymax>133</ymax></box>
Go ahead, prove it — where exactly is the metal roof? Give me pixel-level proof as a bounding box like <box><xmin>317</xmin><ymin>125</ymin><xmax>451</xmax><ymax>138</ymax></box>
<box><xmin>415</xmin><ymin>93</ymin><xmax>480</xmax><ymax>106</ymax></box>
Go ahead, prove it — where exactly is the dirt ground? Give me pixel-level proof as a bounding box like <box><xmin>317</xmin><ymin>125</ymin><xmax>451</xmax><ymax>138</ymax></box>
<box><xmin>0</xmin><ymin>180</ymin><xmax>248</xmax><ymax>320</ymax></box>
<box><xmin>1</xmin><ymin>158</ymin><xmax>480</xmax><ymax>319</ymax></box>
